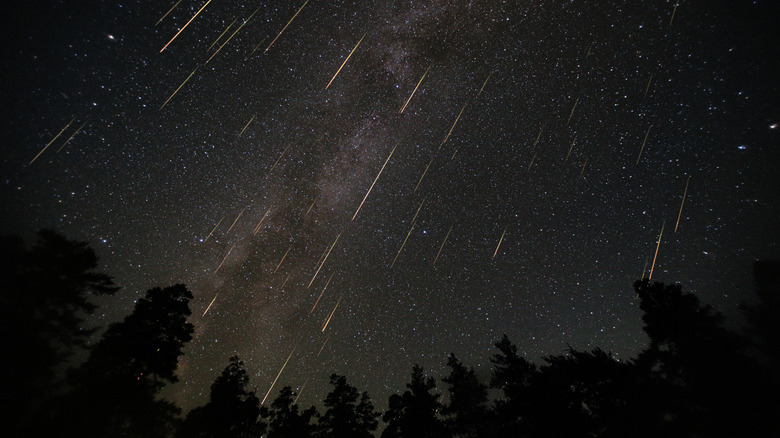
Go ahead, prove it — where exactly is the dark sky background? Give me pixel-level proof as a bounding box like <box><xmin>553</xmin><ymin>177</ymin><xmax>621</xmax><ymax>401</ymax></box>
<box><xmin>2</xmin><ymin>0</ymin><xmax>779</xmax><ymax>412</ymax></box>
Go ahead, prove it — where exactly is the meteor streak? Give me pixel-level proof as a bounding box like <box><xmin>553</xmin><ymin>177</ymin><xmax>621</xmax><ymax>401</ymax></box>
<box><xmin>326</xmin><ymin>33</ymin><xmax>366</xmax><ymax>89</ymax></box>
<box><xmin>253</xmin><ymin>207</ymin><xmax>272</xmax><ymax>235</ymax></box>
<box><xmin>294</xmin><ymin>379</ymin><xmax>308</xmax><ymax>404</ymax></box>
<box><xmin>156</xmin><ymin>0</ymin><xmax>183</xmax><ymax>26</ymax></box>
<box><xmin>237</xmin><ymin>115</ymin><xmax>256</xmax><ymax>137</ymax></box>
<box><xmin>30</xmin><ymin>117</ymin><xmax>75</xmax><ymax>164</ymax></box>
<box><xmin>57</xmin><ymin>119</ymin><xmax>89</xmax><ymax>152</ymax></box>
<box><xmin>207</xmin><ymin>17</ymin><xmax>238</xmax><ymax>51</ymax></box>
<box><xmin>160</xmin><ymin>0</ymin><xmax>212</xmax><ymax>53</ymax></box>
<box><xmin>565</xmin><ymin>135</ymin><xmax>577</xmax><ymax>161</ymax></box>
<box><xmin>270</xmin><ymin>143</ymin><xmax>292</xmax><ymax>172</ymax></box>
<box><xmin>352</xmin><ymin>142</ymin><xmax>397</xmax><ymax>221</ymax></box>
<box><xmin>204</xmin><ymin>216</ymin><xmax>224</xmax><ymax>242</ymax></box>
<box><xmin>636</xmin><ymin>125</ymin><xmax>652</xmax><ymax>164</ymax></box>
<box><xmin>477</xmin><ymin>72</ymin><xmax>492</xmax><ymax>97</ymax></box>
<box><xmin>225</xmin><ymin>207</ymin><xmax>245</xmax><ymax>236</ymax></box>
<box><xmin>532</xmin><ymin>125</ymin><xmax>544</xmax><ymax>151</ymax></box>
<box><xmin>308</xmin><ymin>232</ymin><xmax>341</xmax><ymax>288</ymax></box>
<box><xmin>579</xmin><ymin>157</ymin><xmax>588</xmax><ymax>180</ymax></box>
<box><xmin>305</xmin><ymin>197</ymin><xmax>317</xmax><ymax>215</ymax></box>
<box><xmin>317</xmin><ymin>336</ymin><xmax>330</xmax><ymax>357</ymax></box>
<box><xmin>432</xmin><ymin>225</ymin><xmax>453</xmax><ymax>266</ymax></box>
<box><xmin>265</xmin><ymin>0</ymin><xmax>310</xmax><ymax>54</ymax></box>
<box><xmin>670</xmin><ymin>2</ymin><xmax>680</xmax><ymax>25</ymax></box>
<box><xmin>249</xmin><ymin>38</ymin><xmax>267</xmax><ymax>56</ymax></box>
<box><xmin>206</xmin><ymin>7</ymin><xmax>260</xmax><ymax>64</ymax></box>
<box><xmin>567</xmin><ymin>98</ymin><xmax>579</xmax><ymax>125</ymax></box>
<box><xmin>274</xmin><ymin>246</ymin><xmax>292</xmax><ymax>273</ymax></box>
<box><xmin>410</xmin><ymin>198</ymin><xmax>426</xmax><ymax>226</ymax></box>
<box><xmin>391</xmin><ymin>222</ymin><xmax>415</xmax><ymax>268</ymax></box>
<box><xmin>321</xmin><ymin>295</ymin><xmax>343</xmax><ymax>332</ymax></box>
<box><xmin>214</xmin><ymin>242</ymin><xmax>237</xmax><ymax>275</ymax></box>
<box><xmin>202</xmin><ymin>293</ymin><xmax>218</xmax><ymax>316</ymax></box>
<box><xmin>414</xmin><ymin>156</ymin><xmax>434</xmax><ymax>193</ymax></box>
<box><xmin>674</xmin><ymin>176</ymin><xmax>690</xmax><ymax>233</ymax></box>
<box><xmin>643</xmin><ymin>73</ymin><xmax>654</xmax><ymax>99</ymax></box>
<box><xmin>399</xmin><ymin>63</ymin><xmax>432</xmax><ymax>114</ymax></box>
<box><xmin>493</xmin><ymin>226</ymin><xmax>507</xmax><ymax>260</ymax></box>
<box><xmin>160</xmin><ymin>66</ymin><xmax>198</xmax><ymax>109</ymax></box>
<box><xmin>527</xmin><ymin>153</ymin><xmax>537</xmax><ymax>171</ymax></box>
<box><xmin>310</xmin><ymin>274</ymin><xmax>333</xmax><ymax>314</ymax></box>
<box><xmin>439</xmin><ymin>102</ymin><xmax>468</xmax><ymax>151</ymax></box>
<box><xmin>262</xmin><ymin>347</ymin><xmax>296</xmax><ymax>405</ymax></box>
<box><xmin>648</xmin><ymin>220</ymin><xmax>665</xmax><ymax>280</ymax></box>
<box><xmin>280</xmin><ymin>273</ymin><xmax>292</xmax><ymax>289</ymax></box>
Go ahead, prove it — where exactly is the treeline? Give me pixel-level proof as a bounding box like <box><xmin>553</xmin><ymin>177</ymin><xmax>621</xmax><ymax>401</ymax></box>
<box><xmin>1</xmin><ymin>230</ymin><xmax>778</xmax><ymax>437</ymax></box>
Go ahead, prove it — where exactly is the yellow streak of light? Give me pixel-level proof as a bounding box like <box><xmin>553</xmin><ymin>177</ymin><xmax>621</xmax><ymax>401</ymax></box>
<box><xmin>321</xmin><ymin>295</ymin><xmax>343</xmax><ymax>332</ymax></box>
<box><xmin>57</xmin><ymin>119</ymin><xmax>89</xmax><ymax>152</ymax></box>
<box><xmin>30</xmin><ymin>117</ymin><xmax>75</xmax><ymax>165</ymax></box>
<box><xmin>527</xmin><ymin>153</ymin><xmax>537</xmax><ymax>171</ymax></box>
<box><xmin>533</xmin><ymin>125</ymin><xmax>544</xmax><ymax>149</ymax></box>
<box><xmin>294</xmin><ymin>378</ymin><xmax>308</xmax><ymax>404</ymax></box>
<box><xmin>410</xmin><ymin>198</ymin><xmax>426</xmax><ymax>226</ymax></box>
<box><xmin>249</xmin><ymin>37</ymin><xmax>268</xmax><ymax>56</ymax></box>
<box><xmin>206</xmin><ymin>7</ymin><xmax>260</xmax><ymax>64</ymax></box>
<box><xmin>274</xmin><ymin>246</ymin><xmax>292</xmax><ymax>273</ymax></box>
<box><xmin>270</xmin><ymin>143</ymin><xmax>292</xmax><ymax>172</ymax></box>
<box><xmin>438</xmin><ymin>102</ymin><xmax>468</xmax><ymax>152</ymax></box>
<box><xmin>565</xmin><ymin>135</ymin><xmax>577</xmax><ymax>162</ymax></box>
<box><xmin>237</xmin><ymin>115</ymin><xmax>256</xmax><ymax>137</ymax></box>
<box><xmin>225</xmin><ymin>207</ymin><xmax>246</xmax><ymax>236</ymax></box>
<box><xmin>391</xmin><ymin>223</ymin><xmax>415</xmax><ymax>268</ymax></box>
<box><xmin>636</xmin><ymin>125</ymin><xmax>652</xmax><ymax>164</ymax></box>
<box><xmin>414</xmin><ymin>156</ymin><xmax>434</xmax><ymax>193</ymax></box>
<box><xmin>478</xmin><ymin>72</ymin><xmax>492</xmax><ymax>97</ymax></box>
<box><xmin>317</xmin><ymin>335</ymin><xmax>330</xmax><ymax>357</ymax></box>
<box><xmin>648</xmin><ymin>220</ymin><xmax>665</xmax><ymax>280</ymax></box>
<box><xmin>310</xmin><ymin>274</ymin><xmax>333</xmax><ymax>314</ymax></box>
<box><xmin>281</xmin><ymin>273</ymin><xmax>292</xmax><ymax>289</ymax></box>
<box><xmin>160</xmin><ymin>66</ymin><xmax>199</xmax><ymax>109</ymax></box>
<box><xmin>156</xmin><ymin>0</ymin><xmax>183</xmax><ymax>26</ymax></box>
<box><xmin>641</xmin><ymin>256</ymin><xmax>649</xmax><ymax>279</ymax></box>
<box><xmin>253</xmin><ymin>207</ymin><xmax>272</xmax><ymax>235</ymax></box>
<box><xmin>308</xmin><ymin>232</ymin><xmax>341</xmax><ymax>288</ymax></box>
<box><xmin>674</xmin><ymin>176</ymin><xmax>690</xmax><ymax>233</ymax></box>
<box><xmin>643</xmin><ymin>73</ymin><xmax>654</xmax><ymax>99</ymax></box>
<box><xmin>202</xmin><ymin>293</ymin><xmax>218</xmax><ymax>316</ymax></box>
<box><xmin>160</xmin><ymin>0</ymin><xmax>212</xmax><ymax>53</ymax></box>
<box><xmin>450</xmin><ymin>147</ymin><xmax>459</xmax><ymax>160</ymax></box>
<box><xmin>670</xmin><ymin>2</ymin><xmax>680</xmax><ymax>25</ymax></box>
<box><xmin>306</xmin><ymin>197</ymin><xmax>317</xmax><ymax>215</ymax></box>
<box><xmin>579</xmin><ymin>157</ymin><xmax>588</xmax><ymax>180</ymax></box>
<box><xmin>586</xmin><ymin>41</ymin><xmax>594</xmax><ymax>57</ymax></box>
<box><xmin>214</xmin><ymin>242</ymin><xmax>237</xmax><ymax>275</ymax></box>
<box><xmin>207</xmin><ymin>17</ymin><xmax>238</xmax><ymax>51</ymax></box>
<box><xmin>326</xmin><ymin>33</ymin><xmax>367</xmax><ymax>89</ymax></box>
<box><xmin>265</xmin><ymin>0</ymin><xmax>310</xmax><ymax>54</ymax></box>
<box><xmin>493</xmin><ymin>226</ymin><xmax>507</xmax><ymax>260</ymax></box>
<box><xmin>432</xmin><ymin>225</ymin><xmax>453</xmax><ymax>266</ymax></box>
<box><xmin>262</xmin><ymin>347</ymin><xmax>296</xmax><ymax>405</ymax></box>
<box><xmin>352</xmin><ymin>142</ymin><xmax>397</xmax><ymax>221</ymax></box>
<box><xmin>399</xmin><ymin>63</ymin><xmax>432</xmax><ymax>114</ymax></box>
<box><xmin>567</xmin><ymin>98</ymin><xmax>579</xmax><ymax>125</ymax></box>
<box><xmin>204</xmin><ymin>216</ymin><xmax>224</xmax><ymax>242</ymax></box>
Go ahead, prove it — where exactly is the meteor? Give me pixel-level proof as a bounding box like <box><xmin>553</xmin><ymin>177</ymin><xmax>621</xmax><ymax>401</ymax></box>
<box><xmin>352</xmin><ymin>142</ymin><xmax>397</xmax><ymax>221</ymax></box>
<box><xmin>160</xmin><ymin>66</ymin><xmax>199</xmax><ymax>109</ymax></box>
<box><xmin>432</xmin><ymin>225</ymin><xmax>453</xmax><ymax>266</ymax></box>
<box><xmin>674</xmin><ymin>176</ymin><xmax>690</xmax><ymax>233</ymax></box>
<box><xmin>321</xmin><ymin>295</ymin><xmax>343</xmax><ymax>332</ymax></box>
<box><xmin>391</xmin><ymin>223</ymin><xmax>415</xmax><ymax>268</ymax></box>
<box><xmin>56</xmin><ymin>119</ymin><xmax>89</xmax><ymax>152</ymax></box>
<box><xmin>477</xmin><ymin>72</ymin><xmax>492</xmax><ymax>97</ymax></box>
<box><xmin>202</xmin><ymin>293</ymin><xmax>218</xmax><ymax>316</ymax></box>
<box><xmin>207</xmin><ymin>17</ymin><xmax>238</xmax><ymax>51</ymax></box>
<box><xmin>527</xmin><ymin>153</ymin><xmax>537</xmax><ymax>171</ymax></box>
<box><xmin>438</xmin><ymin>101</ymin><xmax>468</xmax><ymax>151</ymax></box>
<box><xmin>565</xmin><ymin>135</ymin><xmax>577</xmax><ymax>161</ymax></box>
<box><xmin>225</xmin><ymin>207</ymin><xmax>245</xmax><ymax>236</ymax></box>
<box><xmin>156</xmin><ymin>0</ymin><xmax>183</xmax><ymax>26</ymax></box>
<box><xmin>578</xmin><ymin>157</ymin><xmax>588</xmax><ymax>180</ymax></box>
<box><xmin>410</xmin><ymin>198</ymin><xmax>426</xmax><ymax>226</ymax></box>
<box><xmin>308</xmin><ymin>232</ymin><xmax>341</xmax><ymax>288</ymax></box>
<box><xmin>280</xmin><ymin>273</ymin><xmax>292</xmax><ymax>289</ymax></box>
<box><xmin>643</xmin><ymin>73</ymin><xmax>653</xmax><ymax>100</ymax></box>
<box><xmin>532</xmin><ymin>125</ymin><xmax>544</xmax><ymax>151</ymax></box>
<box><xmin>265</xmin><ymin>0</ymin><xmax>310</xmax><ymax>54</ymax></box>
<box><xmin>274</xmin><ymin>246</ymin><xmax>292</xmax><ymax>273</ymax></box>
<box><xmin>399</xmin><ymin>63</ymin><xmax>432</xmax><ymax>114</ymax></box>
<box><xmin>237</xmin><ymin>115</ymin><xmax>256</xmax><ymax>137</ymax></box>
<box><xmin>262</xmin><ymin>347</ymin><xmax>296</xmax><ymax>405</ymax></box>
<box><xmin>305</xmin><ymin>197</ymin><xmax>317</xmax><ymax>215</ymax></box>
<box><xmin>206</xmin><ymin>7</ymin><xmax>260</xmax><ymax>64</ymax></box>
<box><xmin>670</xmin><ymin>2</ymin><xmax>680</xmax><ymax>25</ymax></box>
<box><xmin>294</xmin><ymin>379</ymin><xmax>308</xmax><ymax>404</ymax></box>
<box><xmin>160</xmin><ymin>0</ymin><xmax>212</xmax><ymax>53</ymax></box>
<box><xmin>414</xmin><ymin>156</ymin><xmax>434</xmax><ymax>193</ymax></box>
<box><xmin>648</xmin><ymin>220</ymin><xmax>665</xmax><ymax>280</ymax></box>
<box><xmin>204</xmin><ymin>216</ymin><xmax>224</xmax><ymax>242</ymax></box>
<box><xmin>311</xmin><ymin>274</ymin><xmax>333</xmax><ymax>314</ymax></box>
<box><xmin>636</xmin><ymin>125</ymin><xmax>652</xmax><ymax>164</ymax></box>
<box><xmin>30</xmin><ymin>117</ymin><xmax>75</xmax><ymax>164</ymax></box>
<box><xmin>326</xmin><ymin>33</ymin><xmax>367</xmax><ymax>89</ymax></box>
<box><xmin>493</xmin><ymin>226</ymin><xmax>507</xmax><ymax>260</ymax></box>
<box><xmin>214</xmin><ymin>242</ymin><xmax>237</xmax><ymax>275</ymax></box>
<box><xmin>253</xmin><ymin>207</ymin><xmax>272</xmax><ymax>235</ymax></box>
<box><xmin>567</xmin><ymin>98</ymin><xmax>579</xmax><ymax>125</ymax></box>
<box><xmin>270</xmin><ymin>143</ymin><xmax>292</xmax><ymax>172</ymax></box>
<box><xmin>317</xmin><ymin>335</ymin><xmax>330</xmax><ymax>357</ymax></box>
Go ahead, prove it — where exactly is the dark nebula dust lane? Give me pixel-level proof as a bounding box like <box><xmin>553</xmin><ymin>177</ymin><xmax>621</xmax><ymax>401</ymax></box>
<box><xmin>3</xmin><ymin>0</ymin><xmax>779</xmax><ymax>411</ymax></box>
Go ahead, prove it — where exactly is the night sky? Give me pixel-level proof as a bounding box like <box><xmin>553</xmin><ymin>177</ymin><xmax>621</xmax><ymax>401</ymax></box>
<box><xmin>3</xmin><ymin>0</ymin><xmax>779</xmax><ymax>412</ymax></box>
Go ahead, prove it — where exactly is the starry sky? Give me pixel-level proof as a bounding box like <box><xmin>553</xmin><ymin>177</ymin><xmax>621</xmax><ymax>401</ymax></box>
<box><xmin>3</xmin><ymin>0</ymin><xmax>779</xmax><ymax>412</ymax></box>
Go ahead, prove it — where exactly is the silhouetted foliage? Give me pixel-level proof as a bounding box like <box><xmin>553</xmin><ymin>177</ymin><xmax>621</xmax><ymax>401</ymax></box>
<box><xmin>0</xmin><ymin>230</ymin><xmax>118</xmax><ymax>436</ymax></box>
<box><xmin>43</xmin><ymin>284</ymin><xmax>194</xmax><ymax>438</ymax></box>
<box><xmin>488</xmin><ymin>334</ymin><xmax>538</xmax><ymax>436</ymax></box>
<box><xmin>179</xmin><ymin>356</ymin><xmax>265</xmax><ymax>438</ymax></box>
<box><xmin>263</xmin><ymin>386</ymin><xmax>318</xmax><ymax>437</ymax></box>
<box><xmin>318</xmin><ymin>374</ymin><xmax>379</xmax><ymax>438</ymax></box>
<box><xmin>441</xmin><ymin>354</ymin><xmax>488</xmax><ymax>438</ymax></box>
<box><xmin>382</xmin><ymin>365</ymin><xmax>449</xmax><ymax>438</ymax></box>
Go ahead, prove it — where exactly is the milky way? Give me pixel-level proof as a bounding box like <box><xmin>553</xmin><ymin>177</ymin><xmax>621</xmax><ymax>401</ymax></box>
<box><xmin>3</xmin><ymin>0</ymin><xmax>779</xmax><ymax>411</ymax></box>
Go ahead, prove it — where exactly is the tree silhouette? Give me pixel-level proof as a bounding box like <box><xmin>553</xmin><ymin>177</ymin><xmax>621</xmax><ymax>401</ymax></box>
<box><xmin>179</xmin><ymin>355</ymin><xmax>265</xmax><ymax>438</ymax></box>
<box><xmin>441</xmin><ymin>354</ymin><xmax>488</xmax><ymax>438</ymax></box>
<box><xmin>0</xmin><ymin>230</ymin><xmax>118</xmax><ymax>436</ymax></box>
<box><xmin>43</xmin><ymin>284</ymin><xmax>194</xmax><ymax>438</ymax></box>
<box><xmin>489</xmin><ymin>334</ymin><xmax>538</xmax><ymax>436</ymax></box>
<box><xmin>318</xmin><ymin>374</ymin><xmax>379</xmax><ymax>438</ymax></box>
<box><xmin>263</xmin><ymin>386</ymin><xmax>318</xmax><ymax>437</ymax></box>
<box><xmin>381</xmin><ymin>365</ymin><xmax>449</xmax><ymax>438</ymax></box>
